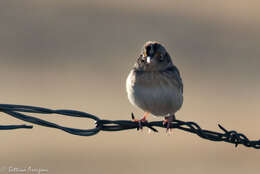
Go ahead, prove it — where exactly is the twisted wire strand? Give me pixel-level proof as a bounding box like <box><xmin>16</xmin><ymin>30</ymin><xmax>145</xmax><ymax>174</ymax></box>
<box><xmin>0</xmin><ymin>104</ymin><xmax>259</xmax><ymax>149</ymax></box>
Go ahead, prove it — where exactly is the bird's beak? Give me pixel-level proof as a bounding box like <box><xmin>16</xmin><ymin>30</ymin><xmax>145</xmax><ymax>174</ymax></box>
<box><xmin>146</xmin><ymin>56</ymin><xmax>151</xmax><ymax>64</ymax></box>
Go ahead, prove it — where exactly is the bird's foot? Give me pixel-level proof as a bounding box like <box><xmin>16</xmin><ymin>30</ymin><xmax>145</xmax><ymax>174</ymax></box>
<box><xmin>163</xmin><ymin>115</ymin><xmax>176</xmax><ymax>133</ymax></box>
<box><xmin>131</xmin><ymin>113</ymin><xmax>148</xmax><ymax>131</ymax></box>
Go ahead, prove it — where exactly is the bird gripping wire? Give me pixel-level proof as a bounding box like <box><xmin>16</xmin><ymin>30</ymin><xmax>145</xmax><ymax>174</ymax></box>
<box><xmin>0</xmin><ymin>104</ymin><xmax>259</xmax><ymax>149</ymax></box>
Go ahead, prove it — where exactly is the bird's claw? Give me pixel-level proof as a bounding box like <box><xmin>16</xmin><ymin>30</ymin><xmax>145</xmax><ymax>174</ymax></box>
<box><xmin>163</xmin><ymin>120</ymin><xmax>172</xmax><ymax>133</ymax></box>
<box><xmin>163</xmin><ymin>115</ymin><xmax>176</xmax><ymax>134</ymax></box>
<box><xmin>131</xmin><ymin>113</ymin><xmax>148</xmax><ymax>131</ymax></box>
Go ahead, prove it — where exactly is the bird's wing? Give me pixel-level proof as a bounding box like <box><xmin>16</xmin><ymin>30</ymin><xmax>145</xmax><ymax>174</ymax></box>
<box><xmin>163</xmin><ymin>65</ymin><xmax>183</xmax><ymax>93</ymax></box>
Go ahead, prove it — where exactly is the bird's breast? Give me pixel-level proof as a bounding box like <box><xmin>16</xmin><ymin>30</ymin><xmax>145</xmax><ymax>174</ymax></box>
<box><xmin>126</xmin><ymin>70</ymin><xmax>183</xmax><ymax>116</ymax></box>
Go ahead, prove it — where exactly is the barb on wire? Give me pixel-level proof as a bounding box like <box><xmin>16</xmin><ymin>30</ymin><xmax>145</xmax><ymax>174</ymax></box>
<box><xmin>0</xmin><ymin>104</ymin><xmax>259</xmax><ymax>149</ymax></box>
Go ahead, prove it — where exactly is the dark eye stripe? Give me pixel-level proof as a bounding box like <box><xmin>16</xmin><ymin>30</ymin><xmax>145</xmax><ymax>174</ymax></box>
<box><xmin>159</xmin><ymin>54</ymin><xmax>164</xmax><ymax>62</ymax></box>
<box><xmin>146</xmin><ymin>45</ymin><xmax>151</xmax><ymax>55</ymax></box>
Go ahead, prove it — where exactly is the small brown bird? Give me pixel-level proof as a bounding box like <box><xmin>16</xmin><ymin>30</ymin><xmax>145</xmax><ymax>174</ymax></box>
<box><xmin>126</xmin><ymin>41</ymin><xmax>183</xmax><ymax>131</ymax></box>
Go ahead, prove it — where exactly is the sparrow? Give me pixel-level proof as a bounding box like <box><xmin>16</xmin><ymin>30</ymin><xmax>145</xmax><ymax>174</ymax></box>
<box><xmin>126</xmin><ymin>41</ymin><xmax>183</xmax><ymax>131</ymax></box>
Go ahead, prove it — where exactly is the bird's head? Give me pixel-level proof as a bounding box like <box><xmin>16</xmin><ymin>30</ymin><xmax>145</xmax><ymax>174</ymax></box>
<box><xmin>135</xmin><ymin>41</ymin><xmax>173</xmax><ymax>71</ymax></box>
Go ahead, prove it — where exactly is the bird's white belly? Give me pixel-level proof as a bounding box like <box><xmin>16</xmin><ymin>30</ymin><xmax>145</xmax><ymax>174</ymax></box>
<box><xmin>127</xmin><ymin>73</ymin><xmax>183</xmax><ymax>116</ymax></box>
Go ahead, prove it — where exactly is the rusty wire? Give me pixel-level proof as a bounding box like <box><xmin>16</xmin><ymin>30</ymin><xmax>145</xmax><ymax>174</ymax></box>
<box><xmin>0</xmin><ymin>104</ymin><xmax>259</xmax><ymax>149</ymax></box>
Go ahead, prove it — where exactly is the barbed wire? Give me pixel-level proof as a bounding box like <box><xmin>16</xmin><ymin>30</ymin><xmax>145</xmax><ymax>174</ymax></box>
<box><xmin>0</xmin><ymin>104</ymin><xmax>259</xmax><ymax>149</ymax></box>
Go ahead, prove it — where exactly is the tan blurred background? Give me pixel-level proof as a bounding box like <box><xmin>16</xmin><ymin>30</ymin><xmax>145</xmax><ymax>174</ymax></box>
<box><xmin>1</xmin><ymin>0</ymin><xmax>260</xmax><ymax>174</ymax></box>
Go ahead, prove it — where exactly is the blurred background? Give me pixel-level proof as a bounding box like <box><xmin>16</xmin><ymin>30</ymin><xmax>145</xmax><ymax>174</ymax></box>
<box><xmin>1</xmin><ymin>0</ymin><xmax>260</xmax><ymax>174</ymax></box>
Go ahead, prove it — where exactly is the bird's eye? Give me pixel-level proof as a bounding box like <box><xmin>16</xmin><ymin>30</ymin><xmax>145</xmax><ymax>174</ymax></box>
<box><xmin>159</xmin><ymin>54</ymin><xmax>164</xmax><ymax>62</ymax></box>
<box><xmin>140</xmin><ymin>54</ymin><xmax>145</xmax><ymax>62</ymax></box>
